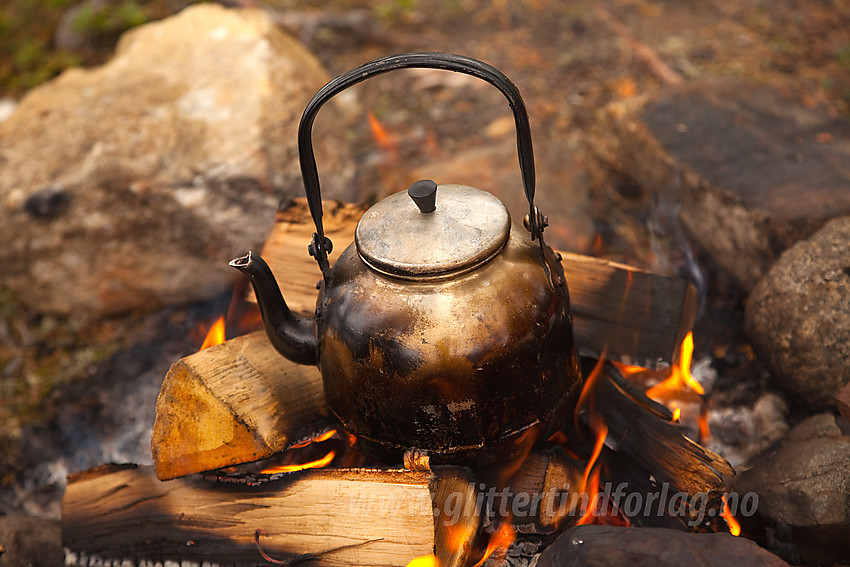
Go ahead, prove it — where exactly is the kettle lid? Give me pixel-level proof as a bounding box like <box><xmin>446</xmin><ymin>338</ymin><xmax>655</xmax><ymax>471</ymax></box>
<box><xmin>355</xmin><ymin>181</ymin><xmax>511</xmax><ymax>280</ymax></box>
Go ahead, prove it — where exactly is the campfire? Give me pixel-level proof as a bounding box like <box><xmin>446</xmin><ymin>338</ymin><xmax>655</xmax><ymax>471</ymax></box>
<box><xmin>2</xmin><ymin>2</ymin><xmax>849</xmax><ymax>565</ymax></box>
<box><xmin>58</xmin><ymin>52</ymin><xmax>746</xmax><ymax>567</ymax></box>
<box><xmin>62</xmin><ymin>303</ymin><xmax>736</xmax><ymax>566</ymax></box>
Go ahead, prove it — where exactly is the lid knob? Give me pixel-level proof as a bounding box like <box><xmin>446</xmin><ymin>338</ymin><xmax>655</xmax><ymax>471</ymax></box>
<box><xmin>408</xmin><ymin>179</ymin><xmax>437</xmax><ymax>214</ymax></box>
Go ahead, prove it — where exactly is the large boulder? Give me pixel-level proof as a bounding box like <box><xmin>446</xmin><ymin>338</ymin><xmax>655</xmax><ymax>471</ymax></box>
<box><xmin>0</xmin><ymin>3</ymin><xmax>354</xmax><ymax>317</ymax></box>
<box><xmin>596</xmin><ymin>80</ymin><xmax>850</xmax><ymax>292</ymax></box>
<box><xmin>745</xmin><ymin>217</ymin><xmax>850</xmax><ymax>409</ymax></box>
<box><xmin>731</xmin><ymin>413</ymin><xmax>850</xmax><ymax>566</ymax></box>
<box><xmin>536</xmin><ymin>524</ymin><xmax>788</xmax><ymax>567</ymax></box>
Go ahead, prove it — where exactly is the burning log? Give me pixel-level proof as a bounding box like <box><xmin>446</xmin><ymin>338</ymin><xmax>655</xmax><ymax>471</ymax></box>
<box><xmin>259</xmin><ymin>199</ymin><xmax>697</xmax><ymax>367</ymax></box>
<box><xmin>580</xmin><ymin>362</ymin><xmax>735</xmax><ymax>531</ymax></box>
<box><xmin>498</xmin><ymin>448</ymin><xmax>585</xmax><ymax>534</ymax></box>
<box><xmin>151</xmin><ymin>330</ymin><xmax>331</xmax><ymax>480</ymax></box>
<box><xmin>62</xmin><ymin>464</ymin><xmax>479</xmax><ymax>567</ymax></box>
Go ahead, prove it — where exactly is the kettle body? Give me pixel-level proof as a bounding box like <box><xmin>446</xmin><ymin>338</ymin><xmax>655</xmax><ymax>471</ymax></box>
<box><xmin>319</xmin><ymin>191</ymin><xmax>580</xmax><ymax>463</ymax></box>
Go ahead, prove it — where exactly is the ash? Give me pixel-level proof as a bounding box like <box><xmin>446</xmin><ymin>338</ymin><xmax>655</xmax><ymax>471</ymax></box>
<box><xmin>1</xmin><ymin>294</ymin><xmax>232</xmax><ymax>519</ymax></box>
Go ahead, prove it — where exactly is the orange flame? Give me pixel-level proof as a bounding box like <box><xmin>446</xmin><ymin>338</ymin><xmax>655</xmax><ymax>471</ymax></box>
<box><xmin>199</xmin><ymin>316</ymin><xmax>226</xmax><ymax>350</ymax></box>
<box><xmin>471</xmin><ymin>520</ymin><xmax>516</xmax><ymax>567</ymax></box>
<box><xmin>406</xmin><ymin>555</ymin><xmax>439</xmax><ymax>567</ymax></box>
<box><xmin>260</xmin><ymin>450</ymin><xmax>336</xmax><ymax>475</ymax></box>
<box><xmin>575</xmin><ymin>468</ymin><xmax>601</xmax><ymax>526</ymax></box>
<box><xmin>445</xmin><ymin>522</ymin><xmax>476</xmax><ymax>553</ymax></box>
<box><xmin>722</xmin><ymin>494</ymin><xmax>741</xmax><ymax>536</ymax></box>
<box><xmin>645</xmin><ymin>332</ymin><xmax>704</xmax><ymax>397</ymax></box>
<box><xmin>289</xmin><ymin>429</ymin><xmax>337</xmax><ymax>449</ymax></box>
<box><xmin>368</xmin><ymin>111</ymin><xmax>398</xmax><ymax>161</ymax></box>
<box><xmin>580</xmin><ymin>422</ymin><xmax>608</xmax><ymax>494</ymax></box>
<box><xmin>620</xmin><ymin>331</ymin><xmax>711</xmax><ymax>443</ymax></box>
<box><xmin>575</xmin><ymin>353</ymin><xmax>606</xmax><ymax>429</ymax></box>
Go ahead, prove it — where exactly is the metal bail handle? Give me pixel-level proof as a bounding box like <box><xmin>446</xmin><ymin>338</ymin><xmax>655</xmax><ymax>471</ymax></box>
<box><xmin>298</xmin><ymin>52</ymin><xmax>542</xmax><ymax>277</ymax></box>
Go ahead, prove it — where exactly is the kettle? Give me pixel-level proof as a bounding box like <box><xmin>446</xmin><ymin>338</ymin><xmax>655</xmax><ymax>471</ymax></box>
<box><xmin>230</xmin><ymin>52</ymin><xmax>582</xmax><ymax>465</ymax></box>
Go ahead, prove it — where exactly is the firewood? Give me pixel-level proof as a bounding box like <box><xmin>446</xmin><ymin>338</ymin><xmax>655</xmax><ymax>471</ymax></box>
<box><xmin>499</xmin><ymin>448</ymin><xmax>585</xmax><ymax>534</ymax></box>
<box><xmin>151</xmin><ymin>331</ymin><xmax>331</xmax><ymax>480</ymax></box>
<box><xmin>62</xmin><ymin>464</ymin><xmax>479</xmax><ymax>567</ymax></box>
<box><xmin>559</xmin><ymin>251</ymin><xmax>697</xmax><ymax>366</ymax></box>
<box><xmin>257</xmin><ymin>198</ymin><xmax>696</xmax><ymax>367</ymax></box>
<box><xmin>586</xmin><ymin>363</ymin><xmax>734</xmax><ymax>531</ymax></box>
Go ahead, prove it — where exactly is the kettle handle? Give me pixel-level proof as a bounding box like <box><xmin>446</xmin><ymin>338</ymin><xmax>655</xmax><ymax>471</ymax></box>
<box><xmin>298</xmin><ymin>52</ymin><xmax>542</xmax><ymax>277</ymax></box>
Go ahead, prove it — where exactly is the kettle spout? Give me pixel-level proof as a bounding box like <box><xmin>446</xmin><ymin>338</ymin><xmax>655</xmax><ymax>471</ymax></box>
<box><xmin>229</xmin><ymin>252</ymin><xmax>318</xmax><ymax>366</ymax></box>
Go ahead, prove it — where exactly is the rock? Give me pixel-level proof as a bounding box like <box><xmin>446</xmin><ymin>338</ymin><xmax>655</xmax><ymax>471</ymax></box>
<box><xmin>731</xmin><ymin>413</ymin><xmax>850</xmax><ymax>566</ymax></box>
<box><xmin>0</xmin><ymin>4</ymin><xmax>355</xmax><ymax>317</ymax></box>
<box><xmin>744</xmin><ymin>217</ymin><xmax>850</xmax><ymax>409</ymax></box>
<box><xmin>596</xmin><ymin>79</ymin><xmax>850</xmax><ymax>291</ymax></box>
<box><xmin>0</xmin><ymin>515</ymin><xmax>62</xmax><ymax>567</ymax></box>
<box><xmin>536</xmin><ymin>524</ymin><xmax>788</xmax><ymax>567</ymax></box>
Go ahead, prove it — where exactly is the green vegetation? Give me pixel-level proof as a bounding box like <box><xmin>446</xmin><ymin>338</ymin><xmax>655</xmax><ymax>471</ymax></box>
<box><xmin>0</xmin><ymin>0</ymin><xmax>186</xmax><ymax>97</ymax></box>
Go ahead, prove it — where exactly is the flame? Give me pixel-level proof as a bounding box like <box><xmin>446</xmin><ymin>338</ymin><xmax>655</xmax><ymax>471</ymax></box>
<box><xmin>722</xmin><ymin>494</ymin><xmax>741</xmax><ymax>536</ymax></box>
<box><xmin>199</xmin><ymin>316</ymin><xmax>226</xmax><ymax>350</ymax></box>
<box><xmin>471</xmin><ymin>520</ymin><xmax>516</xmax><ymax>567</ymax></box>
<box><xmin>580</xmin><ymin>422</ymin><xmax>608</xmax><ymax>494</ymax></box>
<box><xmin>368</xmin><ymin>111</ymin><xmax>398</xmax><ymax>161</ymax></box>
<box><xmin>619</xmin><ymin>332</ymin><xmax>711</xmax><ymax>443</ymax></box>
<box><xmin>576</xmin><ymin>352</ymin><xmax>606</xmax><ymax>429</ymax></box>
<box><xmin>260</xmin><ymin>450</ymin><xmax>336</xmax><ymax>475</ymax></box>
<box><xmin>406</xmin><ymin>555</ymin><xmax>439</xmax><ymax>567</ymax></box>
<box><xmin>289</xmin><ymin>429</ymin><xmax>337</xmax><ymax>449</ymax></box>
<box><xmin>575</xmin><ymin>468</ymin><xmax>601</xmax><ymax>526</ymax></box>
<box><xmin>645</xmin><ymin>332</ymin><xmax>704</xmax><ymax>397</ymax></box>
<box><xmin>445</xmin><ymin>522</ymin><xmax>476</xmax><ymax>553</ymax></box>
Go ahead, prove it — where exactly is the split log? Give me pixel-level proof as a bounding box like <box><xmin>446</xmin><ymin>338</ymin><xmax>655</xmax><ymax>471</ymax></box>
<box><xmin>62</xmin><ymin>464</ymin><xmax>479</xmax><ymax>567</ymax></box>
<box><xmin>559</xmin><ymin>251</ymin><xmax>696</xmax><ymax>365</ymax></box>
<box><xmin>258</xmin><ymin>198</ymin><xmax>696</xmax><ymax>366</ymax></box>
<box><xmin>151</xmin><ymin>331</ymin><xmax>330</xmax><ymax>480</ymax></box>
<box><xmin>596</xmin><ymin>79</ymin><xmax>850</xmax><ymax>291</ymax></box>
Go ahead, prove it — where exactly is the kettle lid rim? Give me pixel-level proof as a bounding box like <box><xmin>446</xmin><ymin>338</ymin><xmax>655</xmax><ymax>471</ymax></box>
<box><xmin>355</xmin><ymin>183</ymin><xmax>511</xmax><ymax>279</ymax></box>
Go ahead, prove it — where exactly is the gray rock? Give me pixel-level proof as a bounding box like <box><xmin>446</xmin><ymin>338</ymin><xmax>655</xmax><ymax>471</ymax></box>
<box><xmin>0</xmin><ymin>4</ymin><xmax>354</xmax><ymax>317</ymax></box>
<box><xmin>536</xmin><ymin>524</ymin><xmax>788</xmax><ymax>567</ymax></box>
<box><xmin>597</xmin><ymin>80</ymin><xmax>850</xmax><ymax>291</ymax></box>
<box><xmin>731</xmin><ymin>413</ymin><xmax>850</xmax><ymax>566</ymax></box>
<box><xmin>744</xmin><ymin>216</ymin><xmax>850</xmax><ymax>409</ymax></box>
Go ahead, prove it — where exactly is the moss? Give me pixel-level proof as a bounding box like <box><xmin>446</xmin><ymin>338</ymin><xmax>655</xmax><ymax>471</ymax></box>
<box><xmin>0</xmin><ymin>0</ymin><xmax>188</xmax><ymax>97</ymax></box>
